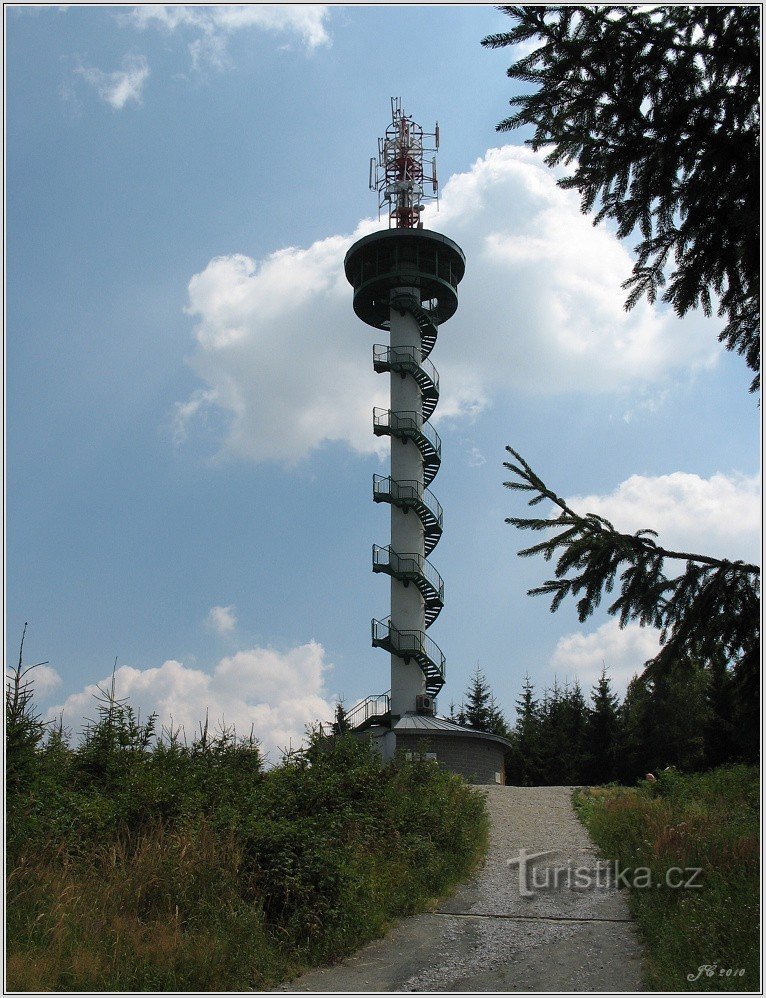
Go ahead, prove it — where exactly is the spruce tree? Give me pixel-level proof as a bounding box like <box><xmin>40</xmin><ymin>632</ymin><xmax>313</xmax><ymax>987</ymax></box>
<box><xmin>483</xmin><ymin>5</ymin><xmax>760</xmax><ymax>391</ymax></box>
<box><xmin>486</xmin><ymin>694</ymin><xmax>511</xmax><ymax>739</ymax></box>
<box><xmin>510</xmin><ymin>673</ymin><xmax>544</xmax><ymax>785</ymax></box>
<box><xmin>462</xmin><ymin>665</ymin><xmax>494</xmax><ymax>731</ymax></box>
<box><xmin>703</xmin><ymin>652</ymin><xmax>744</xmax><ymax>768</ymax></box>
<box><xmin>333</xmin><ymin>701</ymin><xmax>350</xmax><ymax>735</ymax></box>
<box><xmin>538</xmin><ymin>679</ymin><xmax>569</xmax><ymax>784</ymax></box>
<box><xmin>616</xmin><ymin>674</ymin><xmax>653</xmax><ymax>783</ymax></box>
<box><xmin>459</xmin><ymin>665</ymin><xmax>510</xmax><ymax>737</ymax></box>
<box><xmin>560</xmin><ymin>680</ymin><xmax>588</xmax><ymax>784</ymax></box>
<box><xmin>488</xmin><ymin>6</ymin><xmax>760</xmax><ymax>768</ymax></box>
<box><xmin>6</xmin><ymin>624</ymin><xmax>48</xmax><ymax>794</ymax></box>
<box><xmin>584</xmin><ymin>667</ymin><xmax>620</xmax><ymax>785</ymax></box>
<box><xmin>617</xmin><ymin>660</ymin><xmax>710</xmax><ymax>780</ymax></box>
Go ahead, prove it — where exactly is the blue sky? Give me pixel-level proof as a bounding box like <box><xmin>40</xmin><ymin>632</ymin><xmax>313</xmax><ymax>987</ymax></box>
<box><xmin>7</xmin><ymin>5</ymin><xmax>760</xmax><ymax>762</ymax></box>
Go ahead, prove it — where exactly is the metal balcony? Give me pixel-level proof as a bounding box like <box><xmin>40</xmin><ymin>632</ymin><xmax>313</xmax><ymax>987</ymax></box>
<box><xmin>372</xmin><ymin>475</ymin><xmax>443</xmax><ymax>554</ymax></box>
<box><xmin>373</xmin><ymin>408</ymin><xmax>441</xmax><ymax>486</ymax></box>
<box><xmin>371</xmin><ymin>617</ymin><xmax>445</xmax><ymax>696</ymax></box>
<box><xmin>372</xmin><ymin>544</ymin><xmax>444</xmax><ymax>627</ymax></box>
<box><xmin>345</xmin><ymin>691</ymin><xmax>391</xmax><ymax>731</ymax></box>
<box><xmin>372</xmin><ymin>344</ymin><xmax>440</xmax><ymax>421</ymax></box>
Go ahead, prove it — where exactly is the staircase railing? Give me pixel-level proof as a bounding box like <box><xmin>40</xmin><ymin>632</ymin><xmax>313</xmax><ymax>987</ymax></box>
<box><xmin>345</xmin><ymin>691</ymin><xmax>391</xmax><ymax>731</ymax></box>
<box><xmin>371</xmin><ymin>617</ymin><xmax>445</xmax><ymax>695</ymax></box>
<box><xmin>372</xmin><ymin>544</ymin><xmax>444</xmax><ymax>613</ymax></box>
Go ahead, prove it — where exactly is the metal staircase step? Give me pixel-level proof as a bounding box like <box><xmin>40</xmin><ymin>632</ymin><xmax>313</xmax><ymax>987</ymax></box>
<box><xmin>373</xmin><ymin>409</ymin><xmax>441</xmax><ymax>486</ymax></box>
<box><xmin>372</xmin><ymin>545</ymin><xmax>444</xmax><ymax>628</ymax></box>
<box><xmin>371</xmin><ymin>617</ymin><xmax>445</xmax><ymax>696</ymax></box>
<box><xmin>372</xmin><ymin>475</ymin><xmax>443</xmax><ymax>555</ymax></box>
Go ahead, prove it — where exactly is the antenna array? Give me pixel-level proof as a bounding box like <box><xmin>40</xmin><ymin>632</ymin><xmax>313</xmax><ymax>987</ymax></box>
<box><xmin>369</xmin><ymin>97</ymin><xmax>439</xmax><ymax>229</ymax></box>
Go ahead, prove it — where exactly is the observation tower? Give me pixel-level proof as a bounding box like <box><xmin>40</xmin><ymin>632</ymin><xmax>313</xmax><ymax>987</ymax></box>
<box><xmin>342</xmin><ymin>100</ymin><xmax>511</xmax><ymax>783</ymax></box>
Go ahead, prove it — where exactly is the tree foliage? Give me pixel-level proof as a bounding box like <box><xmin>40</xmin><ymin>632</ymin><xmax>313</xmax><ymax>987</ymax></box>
<box><xmin>458</xmin><ymin>664</ymin><xmax>510</xmax><ymax>737</ymax></box>
<box><xmin>503</xmin><ymin>447</ymin><xmax>760</xmax><ymax>694</ymax></box>
<box><xmin>584</xmin><ymin>667</ymin><xmax>620</xmax><ymax>784</ymax></box>
<box><xmin>503</xmin><ymin>663</ymin><xmax>752</xmax><ymax>786</ymax></box>
<box><xmin>6</xmin><ymin>671</ymin><xmax>487</xmax><ymax>992</ymax></box>
<box><xmin>6</xmin><ymin>623</ymin><xmax>49</xmax><ymax>793</ymax></box>
<box><xmin>483</xmin><ymin>5</ymin><xmax>760</xmax><ymax>390</ymax></box>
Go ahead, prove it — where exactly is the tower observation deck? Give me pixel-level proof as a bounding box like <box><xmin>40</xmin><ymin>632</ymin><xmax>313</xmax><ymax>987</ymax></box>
<box><xmin>344</xmin><ymin>99</ymin><xmax>465</xmax><ymax>721</ymax></box>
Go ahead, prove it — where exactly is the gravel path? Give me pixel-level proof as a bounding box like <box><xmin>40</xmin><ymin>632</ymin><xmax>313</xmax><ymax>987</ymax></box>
<box><xmin>285</xmin><ymin>786</ymin><xmax>644</xmax><ymax>992</ymax></box>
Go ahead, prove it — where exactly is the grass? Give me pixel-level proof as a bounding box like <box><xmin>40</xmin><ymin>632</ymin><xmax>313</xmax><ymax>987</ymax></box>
<box><xmin>6</xmin><ymin>732</ymin><xmax>489</xmax><ymax>991</ymax></box>
<box><xmin>574</xmin><ymin>766</ymin><xmax>759</xmax><ymax>992</ymax></box>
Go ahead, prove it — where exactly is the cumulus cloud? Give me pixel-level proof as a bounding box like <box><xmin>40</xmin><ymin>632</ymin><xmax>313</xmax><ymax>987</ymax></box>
<box><xmin>46</xmin><ymin>641</ymin><xmax>336</xmax><ymax>764</ymax></box>
<box><xmin>125</xmin><ymin>5</ymin><xmax>330</xmax><ymax>67</ymax></box>
<box><xmin>175</xmin><ymin>145</ymin><xmax>722</xmax><ymax>466</ymax></box>
<box><xmin>207</xmin><ymin>604</ymin><xmax>237</xmax><ymax>635</ymax></box>
<box><xmin>550</xmin><ymin>620</ymin><xmax>661</xmax><ymax>697</ymax></box>
<box><xmin>75</xmin><ymin>54</ymin><xmax>149</xmax><ymax>109</ymax></box>
<box><xmin>568</xmin><ymin>471</ymin><xmax>761</xmax><ymax>564</ymax></box>
<box><xmin>179</xmin><ymin>234</ymin><xmax>389</xmax><ymax>463</ymax></box>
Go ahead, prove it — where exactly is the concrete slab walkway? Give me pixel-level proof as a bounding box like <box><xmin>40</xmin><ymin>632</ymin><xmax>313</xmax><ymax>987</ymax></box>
<box><xmin>283</xmin><ymin>786</ymin><xmax>644</xmax><ymax>992</ymax></box>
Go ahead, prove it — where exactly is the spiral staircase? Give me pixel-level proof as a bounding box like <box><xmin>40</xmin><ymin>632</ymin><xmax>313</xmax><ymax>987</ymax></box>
<box><xmin>369</xmin><ymin>293</ymin><xmax>446</xmax><ymax>701</ymax></box>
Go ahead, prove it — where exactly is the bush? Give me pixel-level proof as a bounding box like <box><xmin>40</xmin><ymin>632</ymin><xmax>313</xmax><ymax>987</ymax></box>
<box><xmin>574</xmin><ymin>766</ymin><xmax>759</xmax><ymax>991</ymax></box>
<box><xmin>6</xmin><ymin>677</ymin><xmax>488</xmax><ymax>991</ymax></box>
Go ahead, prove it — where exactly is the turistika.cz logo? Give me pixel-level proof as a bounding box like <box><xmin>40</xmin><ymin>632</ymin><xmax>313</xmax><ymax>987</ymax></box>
<box><xmin>506</xmin><ymin>848</ymin><xmax>703</xmax><ymax>898</ymax></box>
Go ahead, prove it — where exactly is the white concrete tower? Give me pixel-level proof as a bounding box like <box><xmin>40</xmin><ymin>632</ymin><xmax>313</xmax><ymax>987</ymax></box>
<box><xmin>345</xmin><ymin>100</ymin><xmax>465</xmax><ymax>722</ymax></box>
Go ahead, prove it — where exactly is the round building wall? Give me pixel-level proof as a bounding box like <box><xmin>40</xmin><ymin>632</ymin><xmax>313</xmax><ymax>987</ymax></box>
<box><xmin>395</xmin><ymin>730</ymin><xmax>508</xmax><ymax>786</ymax></box>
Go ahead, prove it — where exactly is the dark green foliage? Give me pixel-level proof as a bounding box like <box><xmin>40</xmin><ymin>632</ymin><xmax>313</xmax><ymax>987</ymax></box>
<box><xmin>519</xmin><ymin>679</ymin><xmax>591</xmax><ymax>786</ymax></box>
<box><xmin>506</xmin><ymin>673</ymin><xmax>544</xmax><ymax>785</ymax></box>
<box><xmin>584</xmin><ymin>668</ymin><xmax>619</xmax><ymax>784</ymax></box>
<box><xmin>333</xmin><ymin>700</ymin><xmax>350</xmax><ymax>734</ymax></box>
<box><xmin>504</xmin><ymin>658</ymin><xmax>752</xmax><ymax>787</ymax></box>
<box><xmin>558</xmin><ymin>680</ymin><xmax>588</xmax><ymax>782</ymax></box>
<box><xmin>76</xmin><ymin>667</ymin><xmax>158</xmax><ymax>792</ymax></box>
<box><xmin>488</xmin><ymin>7</ymin><xmax>760</xmax><ymax>771</ymax></box>
<box><xmin>457</xmin><ymin>664</ymin><xmax>510</xmax><ymax>737</ymax></box>
<box><xmin>701</xmin><ymin>655</ymin><xmax>739</xmax><ymax>770</ymax></box>
<box><xmin>7</xmin><ymin>673</ymin><xmax>488</xmax><ymax>991</ymax></box>
<box><xmin>483</xmin><ymin>5</ymin><xmax>760</xmax><ymax>391</ymax></box>
<box><xmin>617</xmin><ymin>661</ymin><xmax>710</xmax><ymax>783</ymax></box>
<box><xmin>575</xmin><ymin>767</ymin><xmax>759</xmax><ymax>990</ymax></box>
<box><xmin>6</xmin><ymin>624</ymin><xmax>49</xmax><ymax>794</ymax></box>
<box><xmin>502</xmin><ymin>448</ymin><xmax>760</xmax><ymax>736</ymax></box>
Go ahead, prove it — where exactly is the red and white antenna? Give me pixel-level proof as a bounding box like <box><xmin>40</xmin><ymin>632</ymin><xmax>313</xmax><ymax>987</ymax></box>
<box><xmin>369</xmin><ymin>98</ymin><xmax>439</xmax><ymax>229</ymax></box>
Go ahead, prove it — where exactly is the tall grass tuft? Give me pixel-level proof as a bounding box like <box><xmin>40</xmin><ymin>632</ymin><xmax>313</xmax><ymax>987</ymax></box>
<box><xmin>574</xmin><ymin>766</ymin><xmax>759</xmax><ymax>992</ymax></box>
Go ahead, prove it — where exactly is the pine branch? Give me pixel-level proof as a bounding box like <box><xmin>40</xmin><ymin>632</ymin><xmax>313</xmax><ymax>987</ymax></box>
<box><xmin>504</xmin><ymin>447</ymin><xmax>758</xmax><ymax>575</ymax></box>
<box><xmin>504</xmin><ymin>446</ymin><xmax>760</xmax><ymax>671</ymax></box>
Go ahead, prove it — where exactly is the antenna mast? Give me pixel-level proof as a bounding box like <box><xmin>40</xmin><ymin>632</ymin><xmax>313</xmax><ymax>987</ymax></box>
<box><xmin>369</xmin><ymin>97</ymin><xmax>439</xmax><ymax>228</ymax></box>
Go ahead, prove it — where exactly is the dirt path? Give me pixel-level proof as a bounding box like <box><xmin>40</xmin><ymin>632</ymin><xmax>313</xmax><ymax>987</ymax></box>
<box><xmin>284</xmin><ymin>786</ymin><xmax>644</xmax><ymax>992</ymax></box>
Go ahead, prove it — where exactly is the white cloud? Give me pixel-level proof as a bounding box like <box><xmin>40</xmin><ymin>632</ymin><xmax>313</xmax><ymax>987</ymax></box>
<box><xmin>467</xmin><ymin>446</ymin><xmax>487</xmax><ymax>468</ymax></box>
<box><xmin>125</xmin><ymin>5</ymin><xmax>330</xmax><ymax>66</ymax></box>
<box><xmin>179</xmin><ymin>234</ymin><xmax>390</xmax><ymax>463</ymax></box>
<box><xmin>568</xmin><ymin>471</ymin><xmax>761</xmax><ymax>564</ymax></box>
<box><xmin>171</xmin><ymin>389</ymin><xmax>218</xmax><ymax>444</ymax></box>
<box><xmin>207</xmin><ymin>604</ymin><xmax>237</xmax><ymax>635</ymax></box>
<box><xmin>175</xmin><ymin>145</ymin><xmax>723</xmax><ymax>466</ymax></box>
<box><xmin>550</xmin><ymin>620</ymin><xmax>661</xmax><ymax>698</ymax></box>
<box><xmin>76</xmin><ymin>54</ymin><xmax>149</xmax><ymax>109</ymax></box>
<box><xmin>430</xmin><ymin>145</ymin><xmax>719</xmax><ymax>394</ymax></box>
<box><xmin>46</xmin><ymin>641</ymin><xmax>336</xmax><ymax>765</ymax></box>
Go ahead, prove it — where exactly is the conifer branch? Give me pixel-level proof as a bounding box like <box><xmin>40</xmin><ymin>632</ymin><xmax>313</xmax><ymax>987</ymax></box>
<box><xmin>503</xmin><ymin>447</ymin><xmax>760</xmax><ymax>673</ymax></box>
